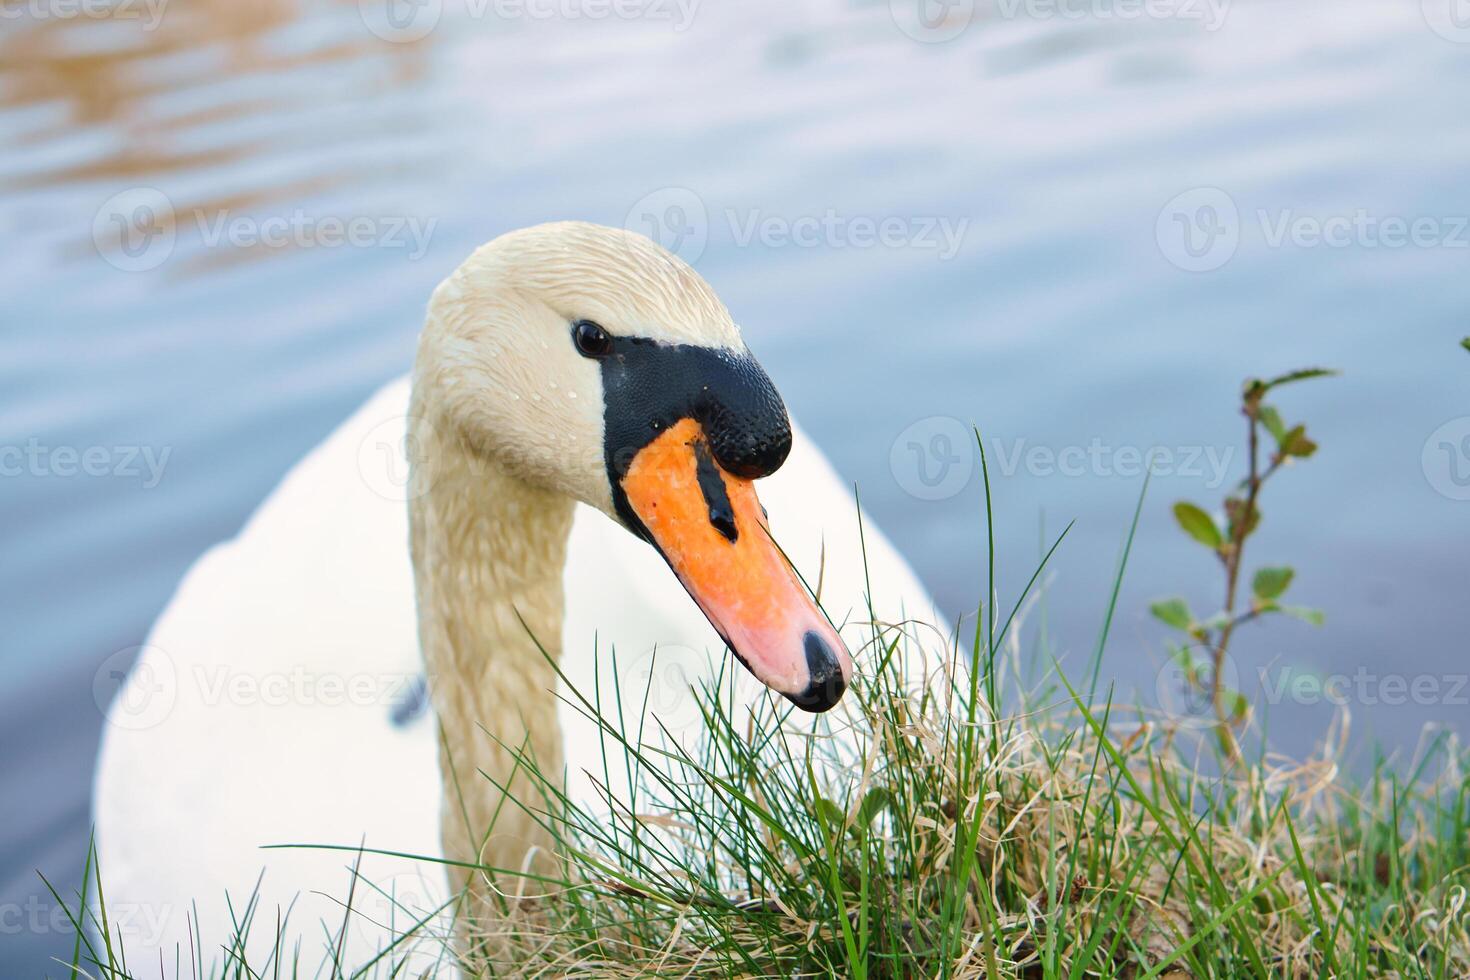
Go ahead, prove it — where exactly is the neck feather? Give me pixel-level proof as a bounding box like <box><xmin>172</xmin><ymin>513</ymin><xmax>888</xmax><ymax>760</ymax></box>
<box><xmin>406</xmin><ymin>396</ymin><xmax>574</xmax><ymax>891</ymax></box>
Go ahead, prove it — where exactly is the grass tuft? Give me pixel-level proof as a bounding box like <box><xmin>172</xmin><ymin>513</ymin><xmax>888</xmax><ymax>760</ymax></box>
<box><xmin>472</xmin><ymin>615</ymin><xmax>1469</xmax><ymax>978</ymax></box>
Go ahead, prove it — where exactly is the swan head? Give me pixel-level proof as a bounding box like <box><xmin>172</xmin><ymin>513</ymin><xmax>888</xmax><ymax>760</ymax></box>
<box><xmin>416</xmin><ymin>221</ymin><xmax>851</xmax><ymax>712</ymax></box>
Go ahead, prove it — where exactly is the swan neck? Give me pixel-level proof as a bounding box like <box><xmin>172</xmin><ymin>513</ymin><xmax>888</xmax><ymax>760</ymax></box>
<box><xmin>406</xmin><ymin>400</ymin><xmax>574</xmax><ymax>881</ymax></box>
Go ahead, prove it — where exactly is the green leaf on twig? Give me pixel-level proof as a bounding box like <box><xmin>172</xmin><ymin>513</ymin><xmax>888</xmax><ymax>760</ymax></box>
<box><xmin>1150</xmin><ymin>598</ymin><xmax>1194</xmax><ymax>631</ymax></box>
<box><xmin>1280</xmin><ymin>605</ymin><xmax>1325</xmax><ymax>626</ymax></box>
<box><xmin>1278</xmin><ymin>425</ymin><xmax>1318</xmax><ymax>459</ymax></box>
<box><xmin>1264</xmin><ymin>367</ymin><xmax>1337</xmax><ymax>388</ymax></box>
<box><xmin>1259</xmin><ymin>405</ymin><xmax>1287</xmax><ymax>444</ymax></box>
<box><xmin>1252</xmin><ymin>566</ymin><xmax>1295</xmax><ymax>601</ymax></box>
<box><xmin>1243</xmin><ymin>367</ymin><xmax>1338</xmax><ymax>407</ymax></box>
<box><xmin>1261</xmin><ymin>367</ymin><xmax>1337</xmax><ymax>392</ymax></box>
<box><xmin>1173</xmin><ymin>502</ymin><xmax>1223</xmax><ymax>549</ymax></box>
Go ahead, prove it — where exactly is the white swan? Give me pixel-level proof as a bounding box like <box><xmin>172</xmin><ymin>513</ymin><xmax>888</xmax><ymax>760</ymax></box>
<box><xmin>93</xmin><ymin>222</ymin><xmax>941</xmax><ymax>972</ymax></box>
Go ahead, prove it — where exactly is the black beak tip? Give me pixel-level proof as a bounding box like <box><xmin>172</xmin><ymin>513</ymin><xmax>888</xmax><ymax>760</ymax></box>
<box><xmin>785</xmin><ymin>631</ymin><xmax>848</xmax><ymax>714</ymax></box>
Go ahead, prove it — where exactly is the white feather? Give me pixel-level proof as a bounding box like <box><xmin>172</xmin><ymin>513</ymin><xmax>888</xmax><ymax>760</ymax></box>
<box><xmin>92</xmin><ymin>375</ymin><xmax>941</xmax><ymax>971</ymax></box>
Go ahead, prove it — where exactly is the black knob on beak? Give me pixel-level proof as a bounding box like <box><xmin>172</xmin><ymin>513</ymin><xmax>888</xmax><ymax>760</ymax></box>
<box><xmin>696</xmin><ymin>350</ymin><xmax>791</xmax><ymax>479</ymax></box>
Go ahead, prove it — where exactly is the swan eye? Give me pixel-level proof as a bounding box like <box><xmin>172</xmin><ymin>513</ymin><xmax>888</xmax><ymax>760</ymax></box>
<box><xmin>572</xmin><ymin>320</ymin><xmax>613</xmax><ymax>358</ymax></box>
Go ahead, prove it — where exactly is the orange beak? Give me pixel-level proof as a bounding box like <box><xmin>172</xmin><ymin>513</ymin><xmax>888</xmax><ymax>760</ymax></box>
<box><xmin>619</xmin><ymin>418</ymin><xmax>852</xmax><ymax>711</ymax></box>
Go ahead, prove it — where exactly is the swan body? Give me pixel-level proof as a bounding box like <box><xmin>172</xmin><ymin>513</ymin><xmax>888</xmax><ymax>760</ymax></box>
<box><xmin>93</xmin><ymin>224</ymin><xmax>942</xmax><ymax>972</ymax></box>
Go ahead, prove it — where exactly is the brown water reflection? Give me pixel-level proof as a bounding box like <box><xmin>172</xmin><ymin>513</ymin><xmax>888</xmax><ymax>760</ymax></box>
<box><xmin>2</xmin><ymin>0</ymin><xmax>432</xmax><ymax>271</ymax></box>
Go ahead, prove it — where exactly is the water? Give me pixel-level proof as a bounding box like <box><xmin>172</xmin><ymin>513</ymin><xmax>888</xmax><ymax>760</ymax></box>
<box><xmin>3</xmin><ymin>0</ymin><xmax>1468</xmax><ymax>971</ymax></box>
